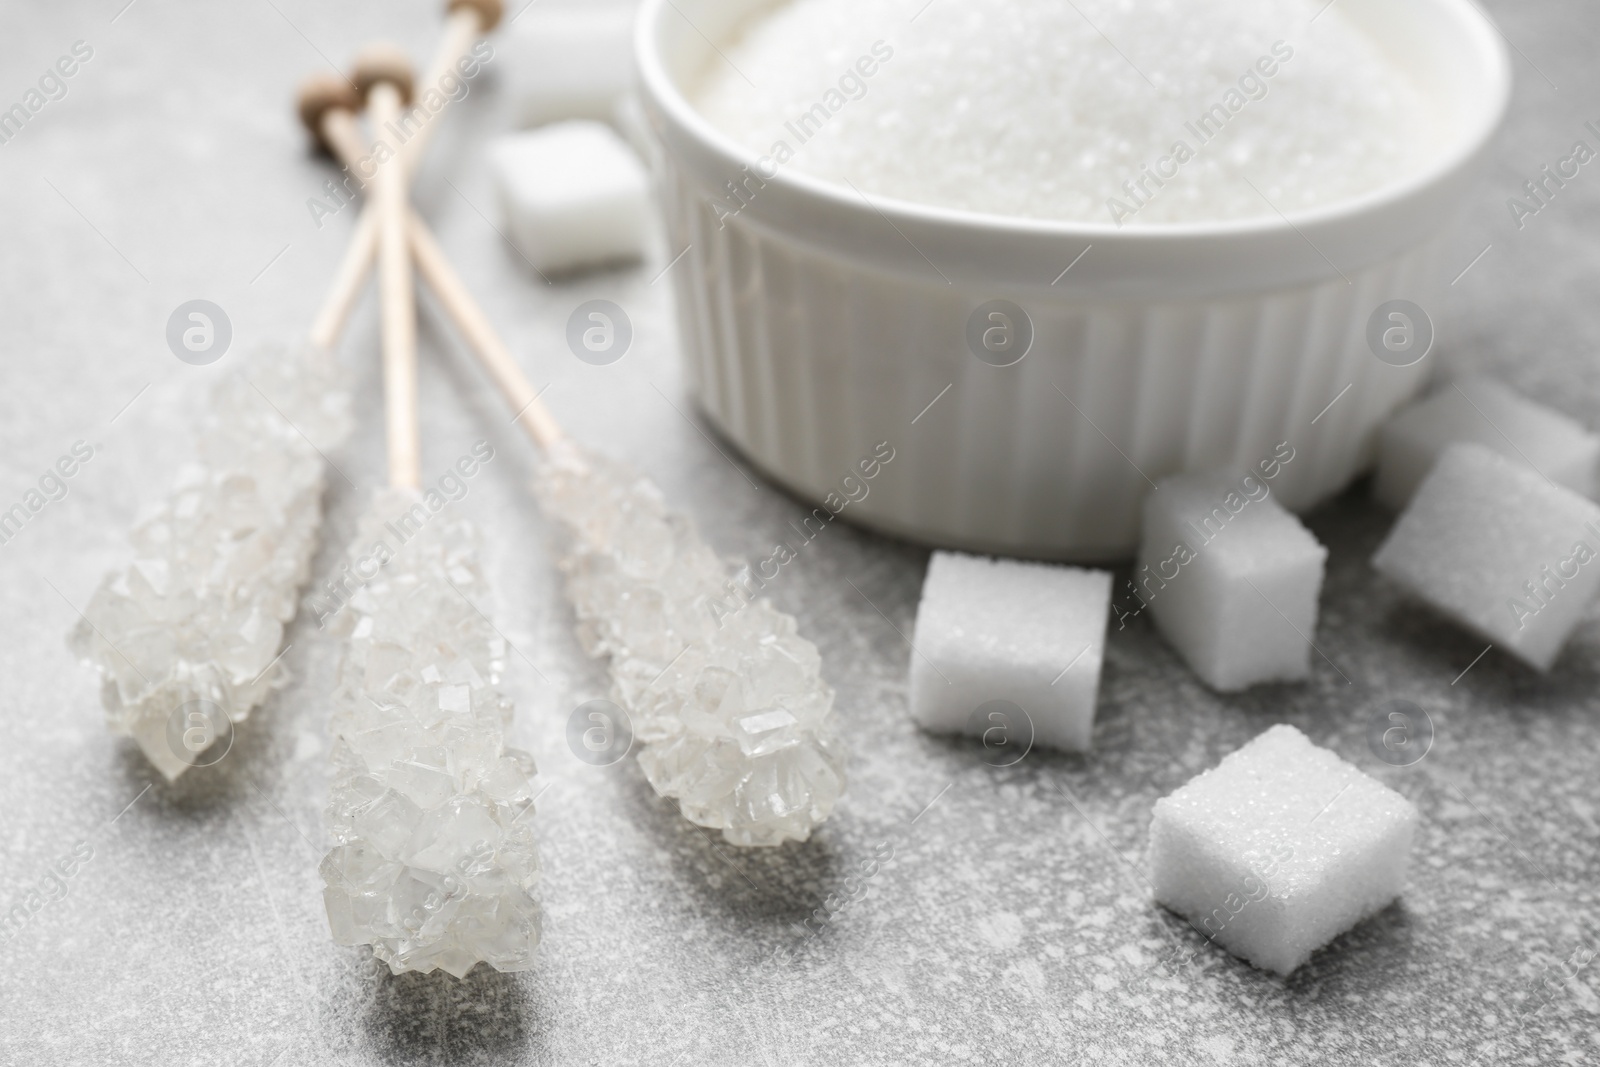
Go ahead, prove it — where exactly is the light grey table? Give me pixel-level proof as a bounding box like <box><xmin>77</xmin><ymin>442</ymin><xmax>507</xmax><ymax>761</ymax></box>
<box><xmin>1</xmin><ymin>1</ymin><xmax>1595</xmax><ymax>1064</ymax></box>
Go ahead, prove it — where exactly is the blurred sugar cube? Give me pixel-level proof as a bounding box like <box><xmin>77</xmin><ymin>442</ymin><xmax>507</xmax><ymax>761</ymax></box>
<box><xmin>1373</xmin><ymin>442</ymin><xmax>1600</xmax><ymax>670</ymax></box>
<box><xmin>1375</xmin><ymin>375</ymin><xmax>1599</xmax><ymax>509</ymax></box>
<box><xmin>488</xmin><ymin>121</ymin><xmax>652</xmax><ymax>276</ymax></box>
<box><xmin>503</xmin><ymin>6</ymin><xmax>637</xmax><ymax>127</ymax></box>
<box><xmin>1138</xmin><ymin>474</ymin><xmax>1327</xmax><ymax>692</ymax></box>
<box><xmin>1150</xmin><ymin>724</ymin><xmax>1418</xmax><ymax>977</ymax></box>
<box><xmin>908</xmin><ymin>551</ymin><xmax>1110</xmax><ymax>753</ymax></box>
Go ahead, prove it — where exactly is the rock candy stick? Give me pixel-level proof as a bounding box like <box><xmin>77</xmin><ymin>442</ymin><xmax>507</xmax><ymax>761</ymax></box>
<box><xmin>68</xmin><ymin>343</ymin><xmax>352</xmax><ymax>781</ymax></box>
<box><xmin>317</xmin><ymin>59</ymin><xmax>540</xmax><ymax>976</ymax></box>
<box><xmin>64</xmin><ymin>4</ymin><xmax>497</xmax><ymax>781</ymax></box>
<box><xmin>410</xmin><ymin>222</ymin><xmax>849</xmax><ymax>847</ymax></box>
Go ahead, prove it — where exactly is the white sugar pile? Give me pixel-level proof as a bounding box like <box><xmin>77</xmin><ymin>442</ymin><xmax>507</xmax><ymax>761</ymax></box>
<box><xmin>692</xmin><ymin>0</ymin><xmax>1437</xmax><ymax>225</ymax></box>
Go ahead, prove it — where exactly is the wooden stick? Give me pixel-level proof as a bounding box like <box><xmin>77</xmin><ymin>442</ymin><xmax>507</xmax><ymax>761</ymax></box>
<box><xmin>315</xmin><ymin>103</ymin><xmax>564</xmax><ymax>451</ymax></box>
<box><xmin>308</xmin><ymin>207</ymin><xmax>378</xmax><ymax>350</ymax></box>
<box><xmin>300</xmin><ymin>0</ymin><xmax>500</xmax><ymax>349</ymax></box>
<box><xmin>299</xmin><ymin>76</ymin><xmax>375</xmax><ymax>351</ymax></box>
<box><xmin>408</xmin><ymin>219</ymin><xmax>564</xmax><ymax>449</ymax></box>
<box><xmin>403</xmin><ymin>1</ymin><xmax>497</xmax><ymax>169</ymax></box>
<box><xmin>354</xmin><ymin>47</ymin><xmax>422</xmax><ymax>491</ymax></box>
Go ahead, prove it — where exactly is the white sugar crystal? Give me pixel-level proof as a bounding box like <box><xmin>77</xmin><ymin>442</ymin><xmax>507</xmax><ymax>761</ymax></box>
<box><xmin>532</xmin><ymin>441</ymin><xmax>845</xmax><ymax>847</ymax></box>
<box><xmin>438</xmin><ymin>685</ymin><xmax>471</xmax><ymax>715</ymax></box>
<box><xmin>505</xmin><ymin>7</ymin><xmax>637</xmax><ymax>127</ymax></box>
<box><xmin>1373</xmin><ymin>443</ymin><xmax>1600</xmax><ymax>671</ymax></box>
<box><xmin>489</xmin><ymin>121</ymin><xmax>652</xmax><ymax>276</ymax></box>
<box><xmin>321</xmin><ymin>492</ymin><xmax>540</xmax><ymax>979</ymax></box>
<box><xmin>908</xmin><ymin>551</ymin><xmax>1110</xmax><ymax>753</ymax></box>
<box><xmin>692</xmin><ymin>0</ymin><xmax>1438</xmax><ymax>225</ymax></box>
<box><xmin>1139</xmin><ymin>473</ymin><xmax>1327</xmax><ymax>692</ymax></box>
<box><xmin>1150</xmin><ymin>724</ymin><xmax>1417</xmax><ymax>976</ymax></box>
<box><xmin>69</xmin><ymin>344</ymin><xmax>350</xmax><ymax>780</ymax></box>
<box><xmin>1375</xmin><ymin>376</ymin><xmax>1600</xmax><ymax>508</ymax></box>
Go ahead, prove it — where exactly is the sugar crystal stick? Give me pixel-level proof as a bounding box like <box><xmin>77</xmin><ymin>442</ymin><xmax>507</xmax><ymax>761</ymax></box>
<box><xmin>314</xmin><ymin>56</ymin><xmax>540</xmax><ymax>976</ymax></box>
<box><xmin>413</xmin><ymin>212</ymin><xmax>847</xmax><ymax>846</ymax></box>
<box><xmin>67</xmin><ymin>3</ymin><xmax>501</xmax><ymax>783</ymax></box>
<box><xmin>62</xmin><ymin>85</ymin><xmax>390</xmax><ymax>780</ymax></box>
<box><xmin>68</xmin><ymin>349</ymin><xmax>351</xmax><ymax>781</ymax></box>
<box><xmin>328</xmin><ymin>150</ymin><xmax>850</xmax><ymax>847</ymax></box>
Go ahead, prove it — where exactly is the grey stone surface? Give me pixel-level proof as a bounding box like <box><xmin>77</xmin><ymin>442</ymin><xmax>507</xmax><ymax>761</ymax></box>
<box><xmin>0</xmin><ymin>1</ymin><xmax>1596</xmax><ymax>1064</ymax></box>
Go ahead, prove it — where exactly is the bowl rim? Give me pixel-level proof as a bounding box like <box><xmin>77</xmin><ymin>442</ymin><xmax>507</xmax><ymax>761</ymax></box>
<box><xmin>633</xmin><ymin>0</ymin><xmax>1514</xmax><ymax>245</ymax></box>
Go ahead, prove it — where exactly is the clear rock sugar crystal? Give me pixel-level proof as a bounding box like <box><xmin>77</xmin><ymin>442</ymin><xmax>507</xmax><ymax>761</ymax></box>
<box><xmin>321</xmin><ymin>491</ymin><xmax>540</xmax><ymax>979</ymax></box>
<box><xmin>69</xmin><ymin>344</ymin><xmax>350</xmax><ymax>780</ymax></box>
<box><xmin>534</xmin><ymin>441</ymin><xmax>847</xmax><ymax>847</ymax></box>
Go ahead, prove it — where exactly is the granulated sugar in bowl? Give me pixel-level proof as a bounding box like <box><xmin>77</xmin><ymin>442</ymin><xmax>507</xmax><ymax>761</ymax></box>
<box><xmin>635</xmin><ymin>0</ymin><xmax>1511</xmax><ymax>559</ymax></box>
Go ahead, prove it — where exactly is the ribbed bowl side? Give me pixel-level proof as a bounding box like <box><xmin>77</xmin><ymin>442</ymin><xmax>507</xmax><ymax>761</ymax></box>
<box><xmin>659</xmin><ymin>162</ymin><xmax>1444</xmax><ymax>561</ymax></box>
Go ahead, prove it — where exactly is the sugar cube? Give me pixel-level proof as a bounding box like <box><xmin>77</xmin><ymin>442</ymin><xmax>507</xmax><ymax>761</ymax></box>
<box><xmin>1372</xmin><ymin>443</ymin><xmax>1600</xmax><ymax>670</ymax></box>
<box><xmin>1375</xmin><ymin>375</ymin><xmax>1599</xmax><ymax>509</ymax></box>
<box><xmin>908</xmin><ymin>551</ymin><xmax>1111</xmax><ymax>753</ymax></box>
<box><xmin>1150</xmin><ymin>724</ymin><xmax>1418</xmax><ymax>976</ymax></box>
<box><xmin>504</xmin><ymin>8</ymin><xmax>637</xmax><ymax>127</ymax></box>
<box><xmin>1137</xmin><ymin>474</ymin><xmax>1328</xmax><ymax>692</ymax></box>
<box><xmin>488</xmin><ymin>121</ymin><xmax>652</xmax><ymax>276</ymax></box>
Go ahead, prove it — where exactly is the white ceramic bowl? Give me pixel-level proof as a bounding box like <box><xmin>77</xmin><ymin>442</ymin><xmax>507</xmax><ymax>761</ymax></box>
<box><xmin>634</xmin><ymin>0</ymin><xmax>1512</xmax><ymax>560</ymax></box>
